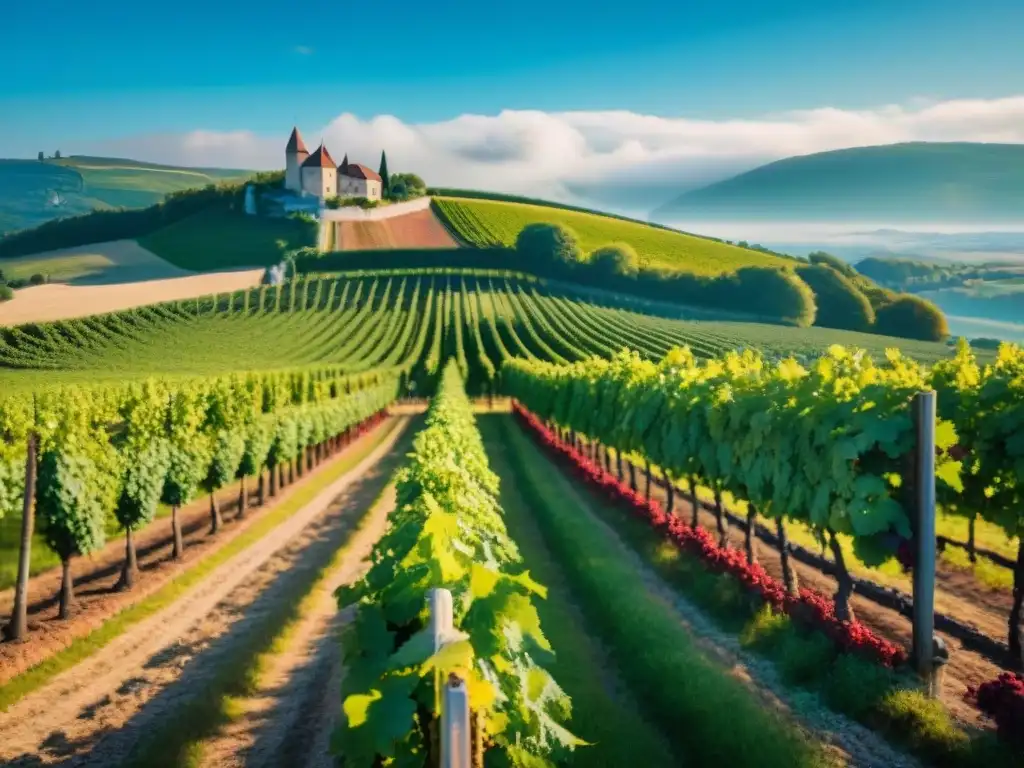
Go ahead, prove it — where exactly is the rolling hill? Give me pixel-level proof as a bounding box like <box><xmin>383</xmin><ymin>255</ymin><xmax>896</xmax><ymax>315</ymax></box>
<box><xmin>0</xmin><ymin>155</ymin><xmax>255</xmax><ymax>235</ymax></box>
<box><xmin>433</xmin><ymin>196</ymin><xmax>793</xmax><ymax>275</ymax></box>
<box><xmin>653</xmin><ymin>142</ymin><xmax>1024</xmax><ymax>223</ymax></box>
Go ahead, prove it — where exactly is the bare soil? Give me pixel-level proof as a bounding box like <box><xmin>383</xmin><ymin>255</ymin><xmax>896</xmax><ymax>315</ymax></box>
<box><xmin>335</xmin><ymin>209</ymin><xmax>457</xmax><ymax>251</ymax></box>
<box><xmin>0</xmin><ymin>240</ymin><xmax>262</xmax><ymax>325</ymax></box>
<box><xmin>520</xmin><ymin>429</ymin><xmax>920</xmax><ymax>768</ymax></box>
<box><xmin>0</xmin><ymin>417</ymin><xmax>409</xmax><ymax>766</ymax></box>
<box><xmin>0</xmin><ymin>421</ymin><xmax>395</xmax><ymax>686</ymax></box>
<box><xmin>198</xmin><ymin>483</ymin><xmax>400</xmax><ymax>768</ymax></box>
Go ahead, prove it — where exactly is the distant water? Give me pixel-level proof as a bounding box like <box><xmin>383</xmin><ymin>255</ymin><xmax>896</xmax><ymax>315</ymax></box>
<box><xmin>942</xmin><ymin>315</ymin><xmax>1024</xmax><ymax>343</ymax></box>
<box><xmin>656</xmin><ymin>219</ymin><xmax>1024</xmax><ymax>244</ymax></box>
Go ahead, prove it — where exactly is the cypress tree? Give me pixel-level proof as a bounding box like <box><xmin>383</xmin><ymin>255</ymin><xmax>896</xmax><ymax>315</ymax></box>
<box><xmin>340</xmin><ymin>153</ymin><xmax>349</xmax><ymax>175</ymax></box>
<box><xmin>378</xmin><ymin>150</ymin><xmax>390</xmax><ymax>197</ymax></box>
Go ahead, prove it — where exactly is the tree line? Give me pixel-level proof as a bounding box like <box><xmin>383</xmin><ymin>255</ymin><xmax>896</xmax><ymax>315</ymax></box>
<box><xmin>1</xmin><ymin>366</ymin><xmax>397</xmax><ymax>642</ymax></box>
<box><xmin>0</xmin><ymin>171</ymin><xmax>286</xmax><ymax>260</ymax></box>
<box><xmin>510</xmin><ymin>223</ymin><xmax>948</xmax><ymax>340</ymax></box>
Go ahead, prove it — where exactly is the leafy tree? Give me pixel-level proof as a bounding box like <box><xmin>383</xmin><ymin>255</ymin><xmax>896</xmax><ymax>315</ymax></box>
<box><xmin>796</xmin><ymin>264</ymin><xmax>875</xmax><ymax>331</ymax></box>
<box><xmin>719</xmin><ymin>267</ymin><xmax>817</xmax><ymax>327</ymax></box>
<box><xmin>874</xmin><ymin>295</ymin><xmax>949</xmax><ymax>341</ymax></box>
<box><xmin>378</xmin><ymin>150</ymin><xmax>390</xmax><ymax>197</ymax></box>
<box><xmin>113</xmin><ymin>382</ymin><xmax>172</xmax><ymax>589</ymax></box>
<box><xmin>201</xmin><ymin>379</ymin><xmax>250</xmax><ymax>533</ymax></box>
<box><xmin>388</xmin><ymin>177</ymin><xmax>408</xmax><ymax>200</ymax></box>
<box><xmin>515</xmin><ymin>223</ymin><xmax>582</xmax><ymax>274</ymax></box>
<box><xmin>0</xmin><ymin>285</ymin><xmax>12</xmax><ymax>302</ymax></box>
<box><xmin>36</xmin><ymin>424</ymin><xmax>120</xmax><ymax>618</ymax></box>
<box><xmin>238</xmin><ymin>417</ymin><xmax>273</xmax><ymax>513</ymax></box>
<box><xmin>267</xmin><ymin>414</ymin><xmax>298</xmax><ymax>495</ymax></box>
<box><xmin>589</xmin><ymin>243</ymin><xmax>639</xmax><ymax>279</ymax></box>
<box><xmin>808</xmin><ymin>251</ymin><xmax>856</xmax><ymax>277</ymax></box>
<box><xmin>161</xmin><ymin>389</ymin><xmax>211</xmax><ymax>558</ymax></box>
<box><xmin>54</xmin><ymin>150</ymin><xmax>61</xmax><ymax>159</ymax></box>
<box><xmin>387</xmin><ymin>172</ymin><xmax>426</xmax><ymax>201</ymax></box>
<box><xmin>115</xmin><ymin>440</ymin><xmax>170</xmax><ymax>588</ymax></box>
<box><xmin>203</xmin><ymin>430</ymin><xmax>246</xmax><ymax>533</ymax></box>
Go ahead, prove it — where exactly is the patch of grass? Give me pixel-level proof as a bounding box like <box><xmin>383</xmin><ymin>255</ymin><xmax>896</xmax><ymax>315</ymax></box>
<box><xmin>822</xmin><ymin>654</ymin><xmax>893</xmax><ymax>720</ymax></box>
<box><xmin>877</xmin><ymin>688</ymin><xmax>971</xmax><ymax>761</ymax></box>
<box><xmin>740</xmin><ymin>603</ymin><xmax>790</xmax><ymax>652</ymax></box>
<box><xmin>774</xmin><ymin>625</ymin><xmax>837</xmax><ymax>687</ymax></box>
<box><xmin>139</xmin><ymin>207</ymin><xmax>315</xmax><ymax>272</ymax></box>
<box><xmin>0</xmin><ymin>251</ymin><xmax>115</xmax><ymax>283</ymax></box>
<box><xmin>498</xmin><ymin>416</ymin><xmax>827</xmax><ymax>768</ymax></box>
<box><xmin>0</xmin><ymin>418</ymin><xmax>401</xmax><ymax>713</ymax></box>
<box><xmin>479</xmin><ymin>416</ymin><xmax>679</xmax><ymax>767</ymax></box>
<box><xmin>434</xmin><ymin>196</ymin><xmax>792</xmax><ymax>276</ymax></box>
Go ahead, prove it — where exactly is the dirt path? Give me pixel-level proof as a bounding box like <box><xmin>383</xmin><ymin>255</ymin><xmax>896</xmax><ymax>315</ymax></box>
<box><xmin>198</xmin><ymin>483</ymin><xmax>399</xmax><ymax>768</ymax></box>
<box><xmin>0</xmin><ymin>421</ymin><xmax>395</xmax><ymax>686</ymax></box>
<box><xmin>0</xmin><ymin>418</ymin><xmax>409</xmax><ymax>766</ymax></box>
<box><xmin>516</xmin><ymin>421</ymin><xmax>920</xmax><ymax>768</ymax></box>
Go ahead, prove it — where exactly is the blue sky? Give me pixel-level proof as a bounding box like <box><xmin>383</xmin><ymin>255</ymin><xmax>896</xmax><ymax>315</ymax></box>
<box><xmin>2</xmin><ymin>0</ymin><xmax>1023</xmax><ymax>158</ymax></box>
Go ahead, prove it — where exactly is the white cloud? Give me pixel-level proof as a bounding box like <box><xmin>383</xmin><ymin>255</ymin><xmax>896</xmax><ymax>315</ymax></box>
<box><xmin>80</xmin><ymin>95</ymin><xmax>1024</xmax><ymax>214</ymax></box>
<box><xmin>294</xmin><ymin>45</ymin><xmax>314</xmax><ymax>55</ymax></box>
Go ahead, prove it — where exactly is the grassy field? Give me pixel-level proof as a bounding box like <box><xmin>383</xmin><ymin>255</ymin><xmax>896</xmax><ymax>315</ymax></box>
<box><xmin>433</xmin><ymin>196</ymin><xmax>792</xmax><ymax>275</ymax></box>
<box><xmin>0</xmin><ymin>156</ymin><xmax>253</xmax><ymax>235</ymax></box>
<box><xmin>0</xmin><ymin>241</ymin><xmax>188</xmax><ymax>284</ymax></box>
<box><xmin>138</xmin><ymin>207</ymin><xmax>315</xmax><ymax>271</ymax></box>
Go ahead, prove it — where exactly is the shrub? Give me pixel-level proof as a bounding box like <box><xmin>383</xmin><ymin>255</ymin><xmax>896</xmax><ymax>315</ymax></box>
<box><xmin>874</xmin><ymin>295</ymin><xmax>949</xmax><ymax>341</ymax></box>
<box><xmin>0</xmin><ymin>285</ymin><xmax>12</xmax><ymax>302</ymax></box>
<box><xmin>730</xmin><ymin>267</ymin><xmax>817</xmax><ymax>327</ymax></box>
<box><xmin>970</xmin><ymin>337</ymin><xmax>1002</xmax><ymax>350</ymax></box>
<box><xmin>388</xmin><ymin>173</ymin><xmax>427</xmax><ymax>202</ymax></box>
<box><xmin>823</xmin><ymin>653</ymin><xmax>892</xmax><ymax>719</ymax></box>
<box><xmin>808</xmin><ymin>251</ymin><xmax>857</xmax><ymax>277</ymax></box>
<box><xmin>968</xmin><ymin>673</ymin><xmax>1024</xmax><ymax>752</ymax></box>
<box><xmin>29</xmin><ymin>273</ymin><xmax>47</xmax><ymax>286</ymax></box>
<box><xmin>796</xmin><ymin>264</ymin><xmax>875</xmax><ymax>331</ymax></box>
<box><xmin>515</xmin><ymin>223</ymin><xmax>583</xmax><ymax>273</ymax></box>
<box><xmin>589</xmin><ymin>242</ymin><xmax>639</xmax><ymax>279</ymax></box>
<box><xmin>774</xmin><ymin>625</ymin><xmax>837</xmax><ymax>686</ymax></box>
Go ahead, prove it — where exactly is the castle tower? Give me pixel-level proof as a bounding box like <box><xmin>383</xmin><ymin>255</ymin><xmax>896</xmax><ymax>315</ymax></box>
<box><xmin>285</xmin><ymin>127</ymin><xmax>309</xmax><ymax>192</ymax></box>
<box><xmin>300</xmin><ymin>142</ymin><xmax>337</xmax><ymax>199</ymax></box>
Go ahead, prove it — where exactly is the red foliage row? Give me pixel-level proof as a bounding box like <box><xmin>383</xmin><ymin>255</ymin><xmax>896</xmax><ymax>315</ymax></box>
<box><xmin>512</xmin><ymin>403</ymin><xmax>908</xmax><ymax>669</ymax></box>
<box><xmin>967</xmin><ymin>673</ymin><xmax>1024</xmax><ymax>750</ymax></box>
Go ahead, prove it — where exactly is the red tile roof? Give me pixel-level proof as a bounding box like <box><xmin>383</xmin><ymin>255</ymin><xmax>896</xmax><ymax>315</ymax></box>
<box><xmin>342</xmin><ymin>163</ymin><xmax>382</xmax><ymax>182</ymax></box>
<box><xmin>286</xmin><ymin>127</ymin><xmax>308</xmax><ymax>155</ymax></box>
<box><xmin>302</xmin><ymin>143</ymin><xmax>336</xmax><ymax>169</ymax></box>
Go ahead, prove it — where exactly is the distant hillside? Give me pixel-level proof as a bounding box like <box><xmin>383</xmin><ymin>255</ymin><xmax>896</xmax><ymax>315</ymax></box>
<box><xmin>653</xmin><ymin>142</ymin><xmax>1024</xmax><ymax>223</ymax></box>
<box><xmin>432</xmin><ymin>195</ymin><xmax>793</xmax><ymax>276</ymax></box>
<box><xmin>0</xmin><ymin>155</ymin><xmax>254</xmax><ymax>235</ymax></box>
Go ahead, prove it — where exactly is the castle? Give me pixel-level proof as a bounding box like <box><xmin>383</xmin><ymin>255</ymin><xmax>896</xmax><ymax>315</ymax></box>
<box><xmin>284</xmin><ymin>127</ymin><xmax>383</xmax><ymax>201</ymax></box>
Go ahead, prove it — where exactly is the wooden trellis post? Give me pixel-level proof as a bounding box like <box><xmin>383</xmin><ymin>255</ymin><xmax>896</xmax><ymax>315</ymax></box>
<box><xmin>910</xmin><ymin>390</ymin><xmax>947</xmax><ymax>695</ymax></box>
<box><xmin>430</xmin><ymin>588</ymin><xmax>475</xmax><ymax>768</ymax></box>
